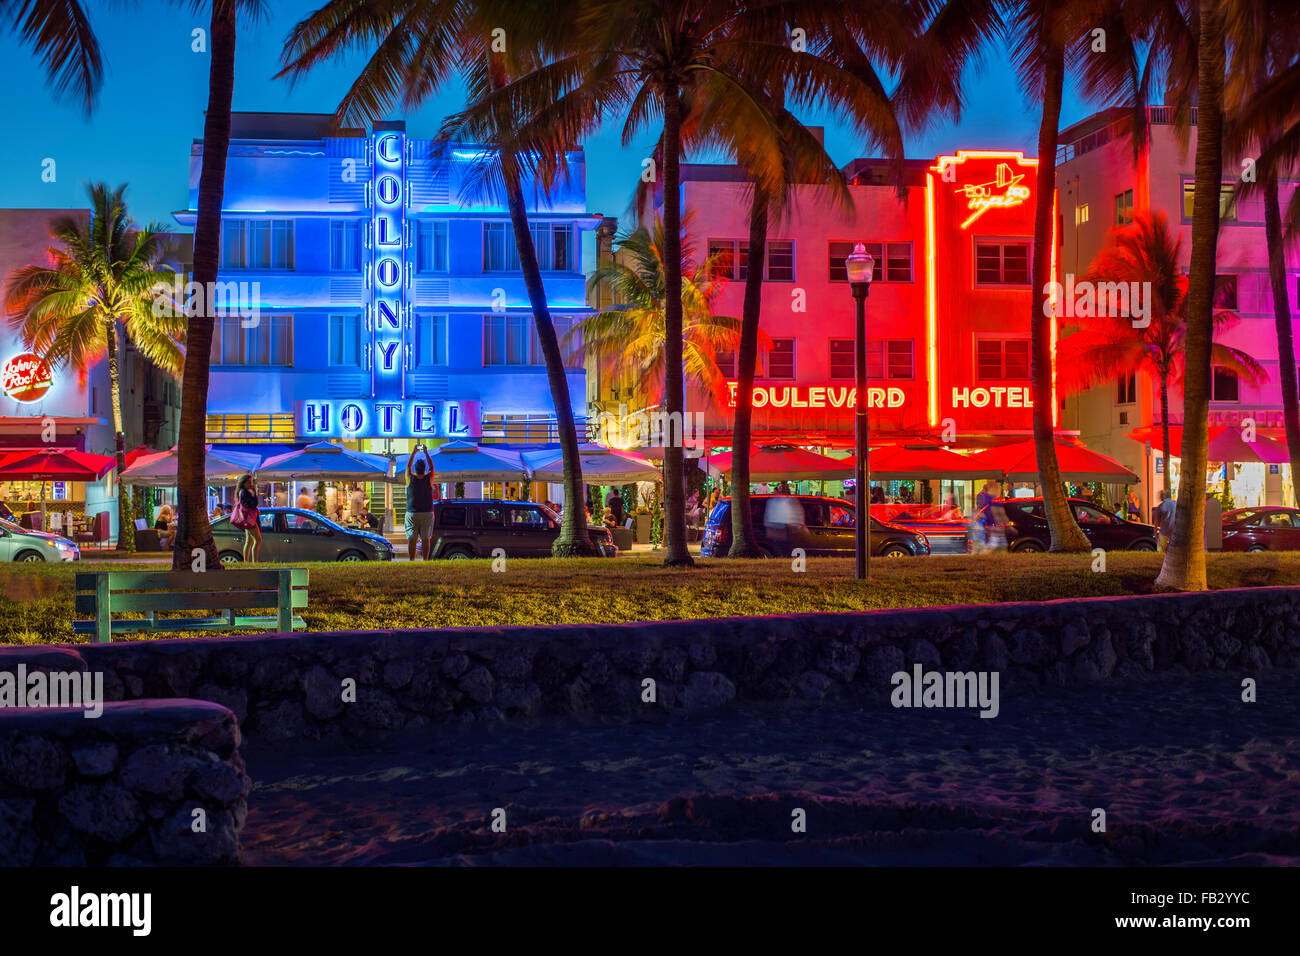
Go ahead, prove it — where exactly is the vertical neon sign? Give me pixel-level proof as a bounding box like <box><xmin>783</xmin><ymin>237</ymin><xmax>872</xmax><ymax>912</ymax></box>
<box><xmin>369</xmin><ymin>127</ymin><xmax>408</xmax><ymax>419</ymax></box>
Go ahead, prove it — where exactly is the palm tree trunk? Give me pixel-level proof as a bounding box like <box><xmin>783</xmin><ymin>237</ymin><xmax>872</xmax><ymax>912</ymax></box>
<box><xmin>173</xmin><ymin>0</ymin><xmax>235</xmax><ymax>572</ymax></box>
<box><xmin>1031</xmin><ymin>42</ymin><xmax>1089</xmax><ymax>551</ymax></box>
<box><xmin>106</xmin><ymin>321</ymin><xmax>133</xmax><ymax>552</ymax></box>
<box><xmin>1263</xmin><ymin>170</ymin><xmax>1300</xmax><ymax>504</ymax></box>
<box><xmin>500</xmin><ymin>148</ymin><xmax>594</xmax><ymax>556</ymax></box>
<box><xmin>1156</xmin><ymin>0</ymin><xmax>1224</xmax><ymax>592</ymax></box>
<box><xmin>1159</xmin><ymin>370</ymin><xmax>1173</xmax><ymax>501</ymax></box>
<box><xmin>660</xmin><ymin>87</ymin><xmax>693</xmax><ymax>567</ymax></box>
<box><xmin>728</xmin><ymin>181</ymin><xmax>769</xmax><ymax>558</ymax></box>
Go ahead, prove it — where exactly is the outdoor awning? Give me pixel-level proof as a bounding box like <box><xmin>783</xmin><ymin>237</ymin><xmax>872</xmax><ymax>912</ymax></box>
<box><xmin>0</xmin><ymin>447</ymin><xmax>115</xmax><ymax>481</ymax></box>
<box><xmin>257</xmin><ymin>441</ymin><xmax>395</xmax><ymax>482</ymax></box>
<box><xmin>707</xmin><ymin>445</ymin><xmax>854</xmax><ymax>481</ymax></box>
<box><xmin>523</xmin><ymin>445</ymin><xmax>660</xmax><ymax>484</ymax></box>
<box><xmin>1125</xmin><ymin>426</ymin><xmax>1291</xmax><ymax>464</ymax></box>
<box><xmin>842</xmin><ymin>444</ymin><xmax>1002</xmax><ymax>481</ymax></box>
<box><xmin>120</xmin><ymin>445</ymin><xmax>261</xmax><ymax>487</ymax></box>
<box><xmin>397</xmin><ymin>441</ymin><xmax>527</xmax><ymax>482</ymax></box>
<box><xmin>973</xmin><ymin>438</ymin><xmax>1139</xmax><ymax>483</ymax></box>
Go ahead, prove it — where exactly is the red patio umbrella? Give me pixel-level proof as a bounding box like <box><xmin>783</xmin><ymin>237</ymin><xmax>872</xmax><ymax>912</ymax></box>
<box><xmin>973</xmin><ymin>438</ymin><xmax>1139</xmax><ymax>483</ymax></box>
<box><xmin>841</xmin><ymin>444</ymin><xmax>1002</xmax><ymax>481</ymax></box>
<box><xmin>0</xmin><ymin>447</ymin><xmax>116</xmax><ymax>480</ymax></box>
<box><xmin>707</xmin><ymin>445</ymin><xmax>854</xmax><ymax>481</ymax></box>
<box><xmin>1125</xmin><ymin>425</ymin><xmax>1290</xmax><ymax>464</ymax></box>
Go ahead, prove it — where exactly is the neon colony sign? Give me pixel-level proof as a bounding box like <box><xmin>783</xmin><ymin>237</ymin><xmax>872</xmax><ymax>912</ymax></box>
<box><xmin>370</xmin><ymin>130</ymin><xmax>408</xmax><ymax>383</ymax></box>
<box><xmin>726</xmin><ymin>383</ymin><xmax>1033</xmax><ymax>411</ymax></box>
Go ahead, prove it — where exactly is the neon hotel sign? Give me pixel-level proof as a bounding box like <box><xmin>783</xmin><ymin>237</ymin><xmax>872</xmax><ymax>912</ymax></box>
<box><xmin>727</xmin><ymin>383</ymin><xmax>1032</xmax><ymax>410</ymax></box>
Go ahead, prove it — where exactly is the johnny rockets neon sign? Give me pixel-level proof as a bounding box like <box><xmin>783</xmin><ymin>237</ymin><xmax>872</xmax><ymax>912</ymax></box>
<box><xmin>955</xmin><ymin>162</ymin><xmax>1030</xmax><ymax>229</ymax></box>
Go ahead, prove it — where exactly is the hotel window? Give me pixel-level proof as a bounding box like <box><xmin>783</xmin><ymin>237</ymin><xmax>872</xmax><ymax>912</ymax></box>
<box><xmin>329</xmin><ymin>220</ymin><xmax>362</xmax><ymax>271</ymax></box>
<box><xmin>482</xmin><ymin>221</ymin><xmax>573</xmax><ymax>272</ymax></box>
<box><xmin>211</xmin><ymin>314</ymin><xmax>293</xmax><ymax>366</ymax></box>
<box><xmin>416</xmin><ymin>313</ymin><xmax>447</xmax><ymax>366</ymax></box>
<box><xmin>221</xmin><ymin>219</ymin><xmax>293</xmax><ymax>269</ymax></box>
<box><xmin>1215</xmin><ymin>274</ymin><xmax>1239</xmax><ymax>310</ymax></box>
<box><xmin>708</xmin><ymin>239</ymin><xmax>749</xmax><ymax>280</ymax></box>
<box><xmin>1182</xmin><ymin>182</ymin><xmax>1238</xmax><ymax>221</ymax></box>
<box><xmin>975</xmin><ymin>241</ymin><xmax>1030</xmax><ymax>285</ymax></box>
<box><xmin>483</xmin><ymin>314</ymin><xmax>531</xmax><ymax>365</ymax></box>
<box><xmin>417</xmin><ymin>220</ymin><xmax>449</xmax><ymax>273</ymax></box>
<box><xmin>766</xmin><ymin>241</ymin><xmax>795</xmax><ymax>282</ymax></box>
<box><xmin>1211</xmin><ymin>367</ymin><xmax>1240</xmax><ymax>402</ymax></box>
<box><xmin>1114</xmin><ymin>189</ymin><xmax>1134</xmax><ymax>225</ymax></box>
<box><xmin>765</xmin><ymin>339</ymin><xmax>795</xmax><ymax>378</ymax></box>
<box><xmin>832</xmin><ymin>339</ymin><xmax>913</xmax><ymax>380</ymax></box>
<box><xmin>1117</xmin><ymin>372</ymin><xmax>1137</xmax><ymax>405</ymax></box>
<box><xmin>829</xmin><ymin>339</ymin><xmax>855</xmax><ymax>379</ymax></box>
<box><xmin>328</xmin><ymin>314</ymin><xmax>362</xmax><ymax>366</ymax></box>
<box><xmin>828</xmin><ymin>241</ymin><xmax>912</xmax><ymax>283</ymax></box>
<box><xmin>1075</xmin><ymin>203</ymin><xmax>1090</xmax><ymax>225</ymax></box>
<box><xmin>715</xmin><ymin>348</ymin><xmax>737</xmax><ymax>378</ymax></box>
<box><xmin>543</xmin><ymin>315</ymin><xmax>582</xmax><ymax>369</ymax></box>
<box><xmin>976</xmin><ymin>338</ymin><xmax>1030</xmax><ymax>380</ymax></box>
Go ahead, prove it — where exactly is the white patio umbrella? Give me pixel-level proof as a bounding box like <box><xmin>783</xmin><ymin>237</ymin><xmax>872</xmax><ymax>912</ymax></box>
<box><xmin>396</xmin><ymin>440</ymin><xmax>527</xmax><ymax>482</ymax></box>
<box><xmin>257</xmin><ymin>441</ymin><xmax>394</xmax><ymax>481</ymax></box>
<box><xmin>523</xmin><ymin>445</ymin><xmax>660</xmax><ymax>484</ymax></box>
<box><xmin>119</xmin><ymin>445</ymin><xmax>261</xmax><ymax>487</ymax></box>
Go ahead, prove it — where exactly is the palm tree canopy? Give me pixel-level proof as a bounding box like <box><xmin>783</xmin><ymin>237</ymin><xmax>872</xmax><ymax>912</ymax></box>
<box><xmin>3</xmin><ymin>183</ymin><xmax>186</xmax><ymax>377</ymax></box>
<box><xmin>575</xmin><ymin>216</ymin><xmax>760</xmax><ymax>409</ymax></box>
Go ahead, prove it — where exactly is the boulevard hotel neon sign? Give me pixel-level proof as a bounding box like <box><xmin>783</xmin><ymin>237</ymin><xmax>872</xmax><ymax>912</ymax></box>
<box><xmin>726</xmin><ymin>383</ymin><xmax>1032</xmax><ymax>410</ymax></box>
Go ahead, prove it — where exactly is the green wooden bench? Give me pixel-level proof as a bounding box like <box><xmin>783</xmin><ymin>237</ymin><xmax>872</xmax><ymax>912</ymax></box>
<box><xmin>73</xmin><ymin>569</ymin><xmax>309</xmax><ymax>643</ymax></box>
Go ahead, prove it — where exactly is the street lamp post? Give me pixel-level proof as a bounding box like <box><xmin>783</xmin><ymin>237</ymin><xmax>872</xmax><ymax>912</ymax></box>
<box><xmin>846</xmin><ymin>243</ymin><xmax>874</xmax><ymax>581</ymax></box>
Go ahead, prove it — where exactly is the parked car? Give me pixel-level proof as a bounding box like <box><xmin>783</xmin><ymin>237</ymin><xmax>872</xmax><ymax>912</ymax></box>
<box><xmin>971</xmin><ymin>497</ymin><xmax>1157</xmax><ymax>552</ymax></box>
<box><xmin>878</xmin><ymin>509</ymin><xmax>969</xmax><ymax>554</ymax></box>
<box><xmin>0</xmin><ymin>516</ymin><xmax>80</xmax><ymax>562</ymax></box>
<box><xmin>700</xmin><ymin>495</ymin><xmax>931</xmax><ymax>558</ymax></box>
<box><xmin>1221</xmin><ymin>507</ymin><xmax>1300</xmax><ymax>551</ymax></box>
<box><xmin>428</xmin><ymin>499</ymin><xmax>618</xmax><ymax>558</ymax></box>
<box><xmin>212</xmin><ymin>507</ymin><xmax>395</xmax><ymax>564</ymax></box>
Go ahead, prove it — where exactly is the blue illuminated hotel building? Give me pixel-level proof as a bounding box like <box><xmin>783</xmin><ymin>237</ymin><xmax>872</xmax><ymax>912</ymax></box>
<box><xmin>174</xmin><ymin>112</ymin><xmax>592</xmax><ymax>497</ymax></box>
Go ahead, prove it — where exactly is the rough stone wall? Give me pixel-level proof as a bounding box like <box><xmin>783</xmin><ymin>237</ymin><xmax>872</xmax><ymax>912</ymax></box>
<box><xmin>0</xmin><ymin>700</ymin><xmax>249</xmax><ymax>865</ymax></box>
<box><xmin>0</xmin><ymin>587</ymin><xmax>1295</xmax><ymax>746</ymax></box>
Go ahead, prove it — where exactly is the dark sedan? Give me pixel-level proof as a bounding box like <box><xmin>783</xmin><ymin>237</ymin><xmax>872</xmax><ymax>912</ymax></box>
<box><xmin>701</xmin><ymin>495</ymin><xmax>930</xmax><ymax>558</ymax></box>
<box><xmin>1221</xmin><ymin>507</ymin><xmax>1300</xmax><ymax>551</ymax></box>
<box><xmin>974</xmin><ymin>497</ymin><xmax>1158</xmax><ymax>552</ymax></box>
<box><xmin>213</xmin><ymin>507</ymin><xmax>395</xmax><ymax>564</ymax></box>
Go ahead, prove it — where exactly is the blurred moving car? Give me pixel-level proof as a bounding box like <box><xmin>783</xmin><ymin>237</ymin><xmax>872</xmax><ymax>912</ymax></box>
<box><xmin>971</xmin><ymin>497</ymin><xmax>1157</xmax><ymax>552</ymax></box>
<box><xmin>879</xmin><ymin>508</ymin><xmax>969</xmax><ymax>554</ymax></box>
<box><xmin>212</xmin><ymin>507</ymin><xmax>394</xmax><ymax>564</ymax></box>
<box><xmin>0</xmin><ymin>516</ymin><xmax>80</xmax><ymax>562</ymax></box>
<box><xmin>700</xmin><ymin>495</ymin><xmax>930</xmax><ymax>558</ymax></box>
<box><xmin>428</xmin><ymin>499</ymin><xmax>618</xmax><ymax>558</ymax></box>
<box><xmin>1221</xmin><ymin>507</ymin><xmax>1300</xmax><ymax>551</ymax></box>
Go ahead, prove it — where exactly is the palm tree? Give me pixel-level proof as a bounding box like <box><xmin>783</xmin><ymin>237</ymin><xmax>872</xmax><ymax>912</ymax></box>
<box><xmin>573</xmin><ymin>218</ymin><xmax>750</xmax><ymax>421</ymax></box>
<box><xmin>172</xmin><ymin>0</ymin><xmax>267</xmax><ymax>572</ymax></box>
<box><xmin>1058</xmin><ymin>211</ymin><xmax>1265</xmax><ymax>499</ymax></box>
<box><xmin>1156</xmin><ymin>0</ymin><xmax>1229</xmax><ymax>592</ymax></box>
<box><xmin>1225</xmin><ymin>0</ymin><xmax>1300</xmax><ymax>532</ymax></box>
<box><xmin>3</xmin><ymin>0</ymin><xmax>104</xmax><ymax>111</ymax></box>
<box><xmin>280</xmin><ymin>0</ymin><xmax>598</xmax><ymax>556</ymax></box>
<box><xmin>3</xmin><ymin>184</ymin><xmax>185</xmax><ymax>551</ymax></box>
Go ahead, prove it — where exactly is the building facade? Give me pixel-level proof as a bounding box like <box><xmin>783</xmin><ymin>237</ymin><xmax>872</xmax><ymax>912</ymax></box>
<box><xmin>0</xmin><ymin>208</ymin><xmax>182</xmax><ymax>537</ymax></box>
<box><xmin>1057</xmin><ymin>106</ymin><xmax>1300</xmax><ymax>512</ymax></box>
<box><xmin>640</xmin><ymin>148</ymin><xmax>1063</xmax><ymax>505</ymax></box>
<box><xmin>175</xmin><ymin>113</ymin><xmax>594</xmax><ymax>502</ymax></box>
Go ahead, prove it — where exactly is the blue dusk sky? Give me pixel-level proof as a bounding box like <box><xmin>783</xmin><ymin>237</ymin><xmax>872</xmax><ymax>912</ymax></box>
<box><xmin>0</xmin><ymin>1</ymin><xmax>1097</xmax><ymax>230</ymax></box>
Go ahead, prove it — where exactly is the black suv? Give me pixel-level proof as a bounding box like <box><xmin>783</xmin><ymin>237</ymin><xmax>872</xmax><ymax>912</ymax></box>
<box><xmin>701</xmin><ymin>495</ymin><xmax>930</xmax><ymax>558</ymax></box>
<box><xmin>428</xmin><ymin>499</ymin><xmax>617</xmax><ymax>558</ymax></box>
<box><xmin>973</xmin><ymin>497</ymin><xmax>1158</xmax><ymax>552</ymax></box>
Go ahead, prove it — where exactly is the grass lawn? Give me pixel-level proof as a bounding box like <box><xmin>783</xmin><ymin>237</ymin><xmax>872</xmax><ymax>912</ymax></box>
<box><xmin>2</xmin><ymin>551</ymin><xmax>1298</xmax><ymax>645</ymax></box>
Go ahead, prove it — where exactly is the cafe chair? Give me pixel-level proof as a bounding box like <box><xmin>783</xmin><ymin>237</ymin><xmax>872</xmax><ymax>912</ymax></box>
<box><xmin>75</xmin><ymin>512</ymin><xmax>110</xmax><ymax>549</ymax></box>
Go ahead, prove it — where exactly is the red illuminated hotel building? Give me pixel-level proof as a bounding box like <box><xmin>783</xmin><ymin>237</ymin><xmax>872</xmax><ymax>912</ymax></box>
<box><xmin>621</xmin><ymin>144</ymin><xmax>1065</xmax><ymax>508</ymax></box>
<box><xmin>1057</xmin><ymin>106</ymin><xmax>1300</xmax><ymax>511</ymax></box>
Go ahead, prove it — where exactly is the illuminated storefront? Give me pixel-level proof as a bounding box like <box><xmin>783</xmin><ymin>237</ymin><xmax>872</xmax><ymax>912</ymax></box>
<box><xmin>175</xmin><ymin>113</ymin><xmax>593</xmax><ymax>504</ymax></box>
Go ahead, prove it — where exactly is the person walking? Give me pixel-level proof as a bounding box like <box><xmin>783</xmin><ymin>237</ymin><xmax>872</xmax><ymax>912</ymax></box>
<box><xmin>405</xmin><ymin>444</ymin><xmax>436</xmax><ymax>560</ymax></box>
<box><xmin>1154</xmin><ymin>489</ymin><xmax>1176</xmax><ymax>552</ymax></box>
<box><xmin>606</xmin><ymin>487</ymin><xmax>627</xmax><ymax>527</ymax></box>
<box><xmin>350</xmin><ymin>483</ymin><xmax>367</xmax><ymax>519</ymax></box>
<box><xmin>235</xmin><ymin>474</ymin><xmax>261</xmax><ymax>562</ymax></box>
